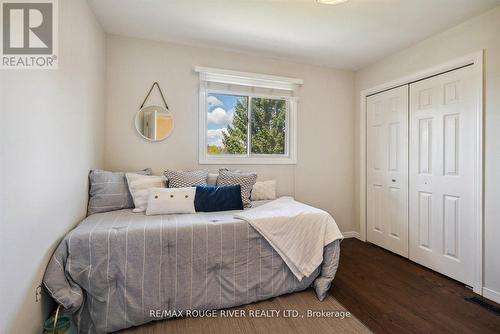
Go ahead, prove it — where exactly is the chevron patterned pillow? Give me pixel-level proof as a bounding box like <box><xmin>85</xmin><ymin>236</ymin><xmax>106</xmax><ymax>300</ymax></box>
<box><xmin>164</xmin><ymin>169</ymin><xmax>209</xmax><ymax>188</ymax></box>
<box><xmin>216</xmin><ymin>169</ymin><xmax>257</xmax><ymax>207</ymax></box>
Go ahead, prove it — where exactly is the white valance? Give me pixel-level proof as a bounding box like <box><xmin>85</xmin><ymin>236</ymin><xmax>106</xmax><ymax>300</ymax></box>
<box><xmin>194</xmin><ymin>66</ymin><xmax>303</xmax><ymax>92</ymax></box>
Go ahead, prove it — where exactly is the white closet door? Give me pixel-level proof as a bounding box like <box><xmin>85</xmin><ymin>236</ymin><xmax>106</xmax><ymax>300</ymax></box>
<box><xmin>409</xmin><ymin>65</ymin><xmax>478</xmax><ymax>286</ymax></box>
<box><xmin>367</xmin><ymin>86</ymin><xmax>409</xmax><ymax>257</ymax></box>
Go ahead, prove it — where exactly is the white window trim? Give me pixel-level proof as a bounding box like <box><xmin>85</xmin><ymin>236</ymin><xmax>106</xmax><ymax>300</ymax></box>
<box><xmin>196</xmin><ymin>67</ymin><xmax>301</xmax><ymax>165</ymax></box>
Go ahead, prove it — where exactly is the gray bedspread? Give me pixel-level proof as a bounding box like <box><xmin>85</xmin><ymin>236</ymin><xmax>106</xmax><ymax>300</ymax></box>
<box><xmin>43</xmin><ymin>208</ymin><xmax>341</xmax><ymax>333</ymax></box>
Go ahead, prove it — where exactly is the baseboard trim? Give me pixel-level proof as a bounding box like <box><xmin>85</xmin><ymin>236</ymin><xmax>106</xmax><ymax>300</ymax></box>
<box><xmin>342</xmin><ymin>231</ymin><xmax>361</xmax><ymax>240</ymax></box>
<box><xmin>483</xmin><ymin>287</ymin><xmax>500</xmax><ymax>304</ymax></box>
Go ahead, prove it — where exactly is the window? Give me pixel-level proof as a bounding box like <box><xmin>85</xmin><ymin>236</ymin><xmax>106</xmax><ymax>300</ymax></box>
<box><xmin>206</xmin><ymin>93</ymin><xmax>287</xmax><ymax>156</ymax></box>
<box><xmin>196</xmin><ymin>67</ymin><xmax>302</xmax><ymax>164</ymax></box>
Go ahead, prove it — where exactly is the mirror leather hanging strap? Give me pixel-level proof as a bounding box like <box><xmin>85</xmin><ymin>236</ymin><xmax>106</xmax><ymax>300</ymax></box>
<box><xmin>140</xmin><ymin>82</ymin><xmax>169</xmax><ymax>110</ymax></box>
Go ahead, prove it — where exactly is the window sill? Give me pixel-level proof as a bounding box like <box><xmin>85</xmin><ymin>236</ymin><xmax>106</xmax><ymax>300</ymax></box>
<box><xmin>199</xmin><ymin>157</ymin><xmax>297</xmax><ymax>165</ymax></box>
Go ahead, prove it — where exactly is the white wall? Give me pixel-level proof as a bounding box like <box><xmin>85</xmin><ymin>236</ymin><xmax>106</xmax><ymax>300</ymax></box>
<box><xmin>0</xmin><ymin>1</ymin><xmax>106</xmax><ymax>333</ymax></box>
<box><xmin>104</xmin><ymin>35</ymin><xmax>355</xmax><ymax>232</ymax></box>
<box><xmin>354</xmin><ymin>6</ymin><xmax>500</xmax><ymax>299</ymax></box>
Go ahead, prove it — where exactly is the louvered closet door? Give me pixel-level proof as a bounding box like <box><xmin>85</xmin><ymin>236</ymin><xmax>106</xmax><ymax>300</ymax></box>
<box><xmin>409</xmin><ymin>65</ymin><xmax>478</xmax><ymax>286</ymax></box>
<box><xmin>367</xmin><ymin>86</ymin><xmax>409</xmax><ymax>257</ymax></box>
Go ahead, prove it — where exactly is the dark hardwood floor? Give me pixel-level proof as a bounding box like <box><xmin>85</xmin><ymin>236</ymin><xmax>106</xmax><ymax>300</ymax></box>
<box><xmin>119</xmin><ymin>290</ymin><xmax>371</xmax><ymax>334</ymax></box>
<box><xmin>332</xmin><ymin>238</ymin><xmax>500</xmax><ymax>334</ymax></box>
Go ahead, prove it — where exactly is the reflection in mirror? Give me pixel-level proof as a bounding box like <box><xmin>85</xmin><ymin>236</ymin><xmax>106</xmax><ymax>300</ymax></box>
<box><xmin>135</xmin><ymin>105</ymin><xmax>173</xmax><ymax>141</ymax></box>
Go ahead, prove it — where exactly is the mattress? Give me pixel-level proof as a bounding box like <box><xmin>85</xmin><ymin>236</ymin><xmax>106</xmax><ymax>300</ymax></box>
<box><xmin>43</xmin><ymin>207</ymin><xmax>341</xmax><ymax>333</ymax></box>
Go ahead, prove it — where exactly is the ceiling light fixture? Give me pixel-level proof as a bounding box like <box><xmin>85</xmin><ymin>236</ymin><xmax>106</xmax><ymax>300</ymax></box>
<box><xmin>317</xmin><ymin>0</ymin><xmax>349</xmax><ymax>5</ymax></box>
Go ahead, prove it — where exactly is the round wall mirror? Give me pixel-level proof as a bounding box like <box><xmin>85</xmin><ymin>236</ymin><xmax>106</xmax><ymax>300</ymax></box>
<box><xmin>134</xmin><ymin>105</ymin><xmax>174</xmax><ymax>141</ymax></box>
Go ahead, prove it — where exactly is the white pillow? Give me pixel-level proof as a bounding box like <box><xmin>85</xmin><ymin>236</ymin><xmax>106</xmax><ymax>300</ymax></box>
<box><xmin>250</xmin><ymin>180</ymin><xmax>277</xmax><ymax>201</ymax></box>
<box><xmin>125</xmin><ymin>173</ymin><xmax>166</xmax><ymax>212</ymax></box>
<box><xmin>207</xmin><ymin>173</ymin><xmax>218</xmax><ymax>186</ymax></box>
<box><xmin>146</xmin><ymin>187</ymin><xmax>196</xmax><ymax>215</ymax></box>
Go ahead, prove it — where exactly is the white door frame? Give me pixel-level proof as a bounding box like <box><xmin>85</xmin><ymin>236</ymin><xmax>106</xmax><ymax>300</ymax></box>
<box><xmin>359</xmin><ymin>50</ymin><xmax>483</xmax><ymax>294</ymax></box>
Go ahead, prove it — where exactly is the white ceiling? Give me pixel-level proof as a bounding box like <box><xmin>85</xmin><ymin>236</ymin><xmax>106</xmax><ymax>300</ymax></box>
<box><xmin>88</xmin><ymin>0</ymin><xmax>500</xmax><ymax>70</ymax></box>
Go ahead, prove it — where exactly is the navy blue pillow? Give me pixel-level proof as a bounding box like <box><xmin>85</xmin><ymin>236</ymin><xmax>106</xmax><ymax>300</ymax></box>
<box><xmin>194</xmin><ymin>185</ymin><xmax>244</xmax><ymax>212</ymax></box>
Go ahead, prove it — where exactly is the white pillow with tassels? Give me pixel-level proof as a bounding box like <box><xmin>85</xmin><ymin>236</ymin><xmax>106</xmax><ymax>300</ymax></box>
<box><xmin>125</xmin><ymin>173</ymin><xmax>166</xmax><ymax>212</ymax></box>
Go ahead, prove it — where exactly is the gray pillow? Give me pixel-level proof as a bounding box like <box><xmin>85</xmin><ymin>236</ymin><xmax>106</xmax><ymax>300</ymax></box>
<box><xmin>87</xmin><ymin>168</ymin><xmax>152</xmax><ymax>215</ymax></box>
<box><xmin>216</xmin><ymin>169</ymin><xmax>257</xmax><ymax>207</ymax></box>
<box><xmin>164</xmin><ymin>169</ymin><xmax>208</xmax><ymax>188</ymax></box>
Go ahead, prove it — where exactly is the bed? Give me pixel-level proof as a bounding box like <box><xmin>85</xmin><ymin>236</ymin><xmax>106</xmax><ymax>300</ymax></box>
<box><xmin>44</xmin><ymin>199</ymin><xmax>342</xmax><ymax>333</ymax></box>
